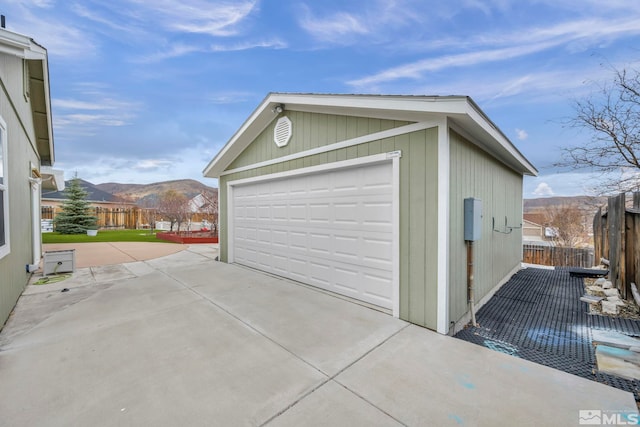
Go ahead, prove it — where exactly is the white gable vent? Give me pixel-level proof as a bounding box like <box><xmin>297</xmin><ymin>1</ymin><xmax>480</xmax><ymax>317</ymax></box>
<box><xmin>274</xmin><ymin>116</ymin><xmax>292</xmax><ymax>148</ymax></box>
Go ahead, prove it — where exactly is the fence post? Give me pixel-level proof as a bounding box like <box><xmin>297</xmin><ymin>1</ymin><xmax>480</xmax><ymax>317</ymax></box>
<box><xmin>593</xmin><ymin>206</ymin><xmax>602</xmax><ymax>262</ymax></box>
<box><xmin>608</xmin><ymin>193</ymin><xmax>626</xmax><ymax>299</ymax></box>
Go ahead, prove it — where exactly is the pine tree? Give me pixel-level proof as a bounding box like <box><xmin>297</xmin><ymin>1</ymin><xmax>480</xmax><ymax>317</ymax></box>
<box><xmin>53</xmin><ymin>175</ymin><xmax>98</xmax><ymax>234</ymax></box>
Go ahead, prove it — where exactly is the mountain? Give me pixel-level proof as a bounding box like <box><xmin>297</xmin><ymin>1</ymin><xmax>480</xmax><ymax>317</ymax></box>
<box><xmin>524</xmin><ymin>196</ymin><xmax>607</xmax><ymax>212</ymax></box>
<box><xmin>95</xmin><ymin>179</ymin><xmax>217</xmax><ymax>204</ymax></box>
<box><xmin>42</xmin><ymin>179</ymin><xmax>127</xmax><ymax>202</ymax></box>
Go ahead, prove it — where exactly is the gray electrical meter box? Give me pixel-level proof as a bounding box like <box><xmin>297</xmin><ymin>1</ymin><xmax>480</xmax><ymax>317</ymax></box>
<box><xmin>464</xmin><ymin>198</ymin><xmax>482</xmax><ymax>241</ymax></box>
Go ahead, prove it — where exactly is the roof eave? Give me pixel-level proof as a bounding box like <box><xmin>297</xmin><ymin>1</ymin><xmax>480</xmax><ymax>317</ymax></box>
<box><xmin>0</xmin><ymin>28</ymin><xmax>54</xmax><ymax>166</ymax></box>
<box><xmin>203</xmin><ymin>93</ymin><xmax>537</xmax><ymax>178</ymax></box>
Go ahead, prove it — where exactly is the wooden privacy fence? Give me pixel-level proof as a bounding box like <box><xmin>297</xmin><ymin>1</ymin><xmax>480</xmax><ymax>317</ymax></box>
<box><xmin>523</xmin><ymin>244</ymin><xmax>594</xmax><ymax>268</ymax></box>
<box><xmin>42</xmin><ymin>206</ymin><xmax>143</xmax><ymax>229</ymax></box>
<box><xmin>593</xmin><ymin>192</ymin><xmax>640</xmax><ymax>300</ymax></box>
<box><xmin>42</xmin><ymin>206</ymin><xmax>217</xmax><ymax>230</ymax></box>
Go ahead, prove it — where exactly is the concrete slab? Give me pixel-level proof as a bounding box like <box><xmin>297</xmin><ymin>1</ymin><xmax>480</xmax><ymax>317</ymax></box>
<box><xmin>336</xmin><ymin>325</ymin><xmax>638</xmax><ymax>426</ymax></box>
<box><xmin>145</xmin><ymin>249</ymin><xmax>214</xmax><ymax>271</ymax></box>
<box><xmin>90</xmin><ymin>264</ymin><xmax>137</xmax><ymax>283</ymax></box>
<box><xmin>0</xmin><ymin>297</ymin><xmax>326</xmax><ymax>426</ymax></box>
<box><xmin>168</xmin><ymin>261</ymin><xmax>408</xmax><ymax>376</ymax></box>
<box><xmin>2</xmin><ymin>248</ymin><xmax>637</xmax><ymax>426</ymax></box>
<box><xmin>5</xmin><ymin>272</ymin><xmax>201</xmax><ymax>350</ymax></box>
<box><xmin>268</xmin><ymin>380</ymin><xmax>403</xmax><ymax>427</ymax></box>
<box><xmin>0</xmin><ymin>282</ymin><xmax>116</xmax><ymax>348</ymax></box>
<box><xmin>123</xmin><ymin>260</ymin><xmax>157</xmax><ymax>277</ymax></box>
<box><xmin>42</xmin><ymin>242</ymin><xmax>189</xmax><ymax>268</ymax></box>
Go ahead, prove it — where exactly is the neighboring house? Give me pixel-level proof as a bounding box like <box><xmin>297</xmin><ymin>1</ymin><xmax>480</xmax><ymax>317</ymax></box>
<box><xmin>523</xmin><ymin>219</ymin><xmax>545</xmax><ymax>242</ymax></box>
<box><xmin>522</xmin><ymin>217</ymin><xmax>558</xmax><ymax>244</ymax></box>
<box><xmin>0</xmin><ymin>27</ymin><xmax>63</xmax><ymax>328</ymax></box>
<box><xmin>42</xmin><ymin>179</ymin><xmax>138</xmax><ymax>229</ymax></box>
<box><xmin>187</xmin><ymin>192</ymin><xmax>218</xmax><ymax>229</ymax></box>
<box><xmin>203</xmin><ymin>93</ymin><xmax>537</xmax><ymax>334</ymax></box>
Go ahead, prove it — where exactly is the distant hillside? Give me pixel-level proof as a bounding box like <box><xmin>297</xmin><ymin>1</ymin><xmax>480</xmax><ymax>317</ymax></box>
<box><xmin>42</xmin><ymin>179</ymin><xmax>127</xmax><ymax>202</ymax></box>
<box><xmin>95</xmin><ymin>179</ymin><xmax>217</xmax><ymax>204</ymax></box>
<box><xmin>524</xmin><ymin>196</ymin><xmax>607</xmax><ymax>213</ymax></box>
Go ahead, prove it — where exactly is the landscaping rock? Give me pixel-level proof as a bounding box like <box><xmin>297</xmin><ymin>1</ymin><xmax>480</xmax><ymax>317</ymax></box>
<box><xmin>595</xmin><ymin>278</ymin><xmax>606</xmax><ymax>286</ymax></box>
<box><xmin>602</xmin><ymin>300</ymin><xmax>620</xmax><ymax>315</ymax></box>
<box><xmin>581</xmin><ymin>295</ymin><xmax>604</xmax><ymax>304</ymax></box>
<box><xmin>603</xmin><ymin>280</ymin><xmax>614</xmax><ymax>289</ymax></box>
<box><xmin>604</xmin><ymin>288</ymin><xmax>619</xmax><ymax>297</ymax></box>
<box><xmin>606</xmin><ymin>296</ymin><xmax>623</xmax><ymax>304</ymax></box>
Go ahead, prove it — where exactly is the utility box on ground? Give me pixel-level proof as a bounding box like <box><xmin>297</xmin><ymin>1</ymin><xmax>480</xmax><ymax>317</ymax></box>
<box><xmin>43</xmin><ymin>249</ymin><xmax>76</xmax><ymax>275</ymax></box>
<box><xmin>464</xmin><ymin>198</ymin><xmax>482</xmax><ymax>241</ymax></box>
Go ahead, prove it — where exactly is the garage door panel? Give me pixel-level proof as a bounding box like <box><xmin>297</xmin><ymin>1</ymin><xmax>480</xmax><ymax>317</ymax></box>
<box><xmin>309</xmin><ymin>233</ymin><xmax>331</xmax><ymax>255</ymax></box>
<box><xmin>231</xmin><ymin>161</ymin><xmax>394</xmax><ymax>309</ymax></box>
<box><xmin>272</xmin><ymin>229</ymin><xmax>288</xmax><ymax>247</ymax></box>
<box><xmin>289</xmin><ymin>204</ymin><xmax>306</xmax><ymax>221</ymax></box>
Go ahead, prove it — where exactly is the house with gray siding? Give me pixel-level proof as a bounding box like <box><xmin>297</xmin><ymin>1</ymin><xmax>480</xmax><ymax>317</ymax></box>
<box><xmin>204</xmin><ymin>93</ymin><xmax>536</xmax><ymax>334</ymax></box>
<box><xmin>0</xmin><ymin>27</ymin><xmax>63</xmax><ymax>328</ymax></box>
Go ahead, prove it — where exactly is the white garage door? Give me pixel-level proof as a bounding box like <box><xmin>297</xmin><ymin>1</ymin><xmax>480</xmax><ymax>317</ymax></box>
<box><xmin>230</xmin><ymin>161</ymin><xmax>394</xmax><ymax>309</ymax></box>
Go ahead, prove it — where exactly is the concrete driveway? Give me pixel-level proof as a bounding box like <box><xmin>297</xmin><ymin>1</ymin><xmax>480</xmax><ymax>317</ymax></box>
<box><xmin>0</xmin><ymin>246</ymin><xmax>637</xmax><ymax>426</ymax></box>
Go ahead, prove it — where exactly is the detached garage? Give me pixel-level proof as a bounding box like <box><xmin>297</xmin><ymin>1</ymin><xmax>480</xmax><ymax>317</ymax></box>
<box><xmin>204</xmin><ymin>94</ymin><xmax>537</xmax><ymax>334</ymax></box>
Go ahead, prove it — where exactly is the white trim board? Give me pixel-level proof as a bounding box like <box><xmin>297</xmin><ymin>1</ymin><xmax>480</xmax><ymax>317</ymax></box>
<box><xmin>436</xmin><ymin>120</ymin><xmax>450</xmax><ymax>334</ymax></box>
<box><xmin>221</xmin><ymin>120</ymin><xmax>436</xmax><ymax>177</ymax></box>
<box><xmin>226</xmin><ymin>152</ymin><xmax>401</xmax><ymax>318</ymax></box>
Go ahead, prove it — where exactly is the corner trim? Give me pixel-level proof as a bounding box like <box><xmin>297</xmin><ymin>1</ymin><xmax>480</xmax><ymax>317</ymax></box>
<box><xmin>436</xmin><ymin>119</ymin><xmax>450</xmax><ymax>334</ymax></box>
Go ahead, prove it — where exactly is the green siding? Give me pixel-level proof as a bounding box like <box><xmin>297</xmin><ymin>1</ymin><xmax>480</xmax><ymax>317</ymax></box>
<box><xmin>448</xmin><ymin>130</ymin><xmax>523</xmax><ymax>325</ymax></box>
<box><xmin>227</xmin><ymin>112</ymin><xmax>409</xmax><ymax>170</ymax></box>
<box><xmin>0</xmin><ymin>54</ymin><xmax>42</xmax><ymax>328</ymax></box>
<box><xmin>220</xmin><ymin>112</ymin><xmax>440</xmax><ymax>329</ymax></box>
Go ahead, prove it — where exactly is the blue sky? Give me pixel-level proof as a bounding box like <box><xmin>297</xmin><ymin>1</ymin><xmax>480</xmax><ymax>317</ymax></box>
<box><xmin>4</xmin><ymin>0</ymin><xmax>640</xmax><ymax>197</ymax></box>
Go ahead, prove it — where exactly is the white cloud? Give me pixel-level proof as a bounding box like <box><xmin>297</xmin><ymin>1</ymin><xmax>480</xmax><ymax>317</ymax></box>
<box><xmin>136</xmin><ymin>38</ymin><xmax>287</xmax><ymax>63</ymax></box>
<box><xmin>524</xmin><ymin>172</ymin><xmax>608</xmax><ymax>197</ymax></box>
<box><xmin>136</xmin><ymin>44</ymin><xmax>205</xmax><ymax>63</ymax></box>
<box><xmin>348</xmin><ymin>16</ymin><xmax>640</xmax><ymax>88</ymax></box>
<box><xmin>298</xmin><ymin>6</ymin><xmax>370</xmax><ymax>43</ymax></box>
<box><xmin>126</xmin><ymin>0</ymin><xmax>259</xmax><ymax>37</ymax></box>
<box><xmin>134</xmin><ymin>159</ymin><xmax>173</xmax><ymax>170</ymax></box>
<box><xmin>60</xmin><ymin>144</ymin><xmax>216</xmax><ymax>185</ymax></box>
<box><xmin>349</xmin><ymin>42</ymin><xmax>557</xmax><ymax>87</ymax></box>
<box><xmin>52</xmin><ymin>87</ymin><xmax>141</xmax><ymax>133</ymax></box>
<box><xmin>533</xmin><ymin>182</ymin><xmax>554</xmax><ymax>197</ymax></box>
<box><xmin>210</xmin><ymin>38</ymin><xmax>287</xmax><ymax>52</ymax></box>
<box><xmin>206</xmin><ymin>91</ymin><xmax>255</xmax><ymax>104</ymax></box>
<box><xmin>3</xmin><ymin>6</ymin><xmax>97</xmax><ymax>58</ymax></box>
<box><xmin>516</xmin><ymin>128</ymin><xmax>528</xmax><ymax>140</ymax></box>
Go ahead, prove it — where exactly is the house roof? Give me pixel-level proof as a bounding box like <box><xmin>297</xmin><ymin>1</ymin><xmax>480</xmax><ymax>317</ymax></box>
<box><xmin>203</xmin><ymin>93</ymin><xmax>538</xmax><ymax>178</ymax></box>
<box><xmin>42</xmin><ymin>179</ymin><xmax>123</xmax><ymax>203</ymax></box>
<box><xmin>523</xmin><ymin>213</ymin><xmax>547</xmax><ymax>226</ymax></box>
<box><xmin>0</xmin><ymin>27</ymin><xmax>54</xmax><ymax>166</ymax></box>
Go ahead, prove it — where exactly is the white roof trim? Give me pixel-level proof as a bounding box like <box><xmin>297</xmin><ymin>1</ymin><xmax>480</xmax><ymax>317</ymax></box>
<box><xmin>0</xmin><ymin>28</ymin><xmax>47</xmax><ymax>60</ymax></box>
<box><xmin>203</xmin><ymin>93</ymin><xmax>537</xmax><ymax>178</ymax></box>
<box><xmin>40</xmin><ymin>167</ymin><xmax>65</xmax><ymax>191</ymax></box>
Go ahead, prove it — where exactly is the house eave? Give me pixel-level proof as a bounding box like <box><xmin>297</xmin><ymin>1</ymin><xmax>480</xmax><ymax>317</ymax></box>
<box><xmin>0</xmin><ymin>28</ymin><xmax>54</xmax><ymax>166</ymax></box>
<box><xmin>203</xmin><ymin>93</ymin><xmax>537</xmax><ymax>178</ymax></box>
<box><xmin>39</xmin><ymin>166</ymin><xmax>65</xmax><ymax>191</ymax></box>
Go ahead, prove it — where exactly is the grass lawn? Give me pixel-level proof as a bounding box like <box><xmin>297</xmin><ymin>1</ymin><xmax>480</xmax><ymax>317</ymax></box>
<box><xmin>42</xmin><ymin>229</ymin><xmax>173</xmax><ymax>244</ymax></box>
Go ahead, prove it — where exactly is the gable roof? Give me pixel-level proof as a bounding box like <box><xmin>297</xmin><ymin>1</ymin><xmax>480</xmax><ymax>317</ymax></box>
<box><xmin>0</xmin><ymin>28</ymin><xmax>54</xmax><ymax>166</ymax></box>
<box><xmin>203</xmin><ymin>93</ymin><xmax>537</xmax><ymax>178</ymax></box>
